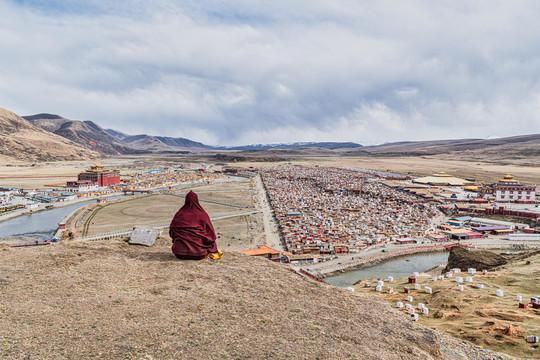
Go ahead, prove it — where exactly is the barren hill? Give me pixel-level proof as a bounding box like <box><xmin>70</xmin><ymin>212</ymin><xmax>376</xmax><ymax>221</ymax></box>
<box><xmin>122</xmin><ymin>134</ymin><xmax>208</xmax><ymax>152</ymax></box>
<box><xmin>24</xmin><ymin>114</ymin><xmax>146</xmax><ymax>156</ymax></box>
<box><xmin>0</xmin><ymin>107</ymin><xmax>99</xmax><ymax>162</ymax></box>
<box><xmin>104</xmin><ymin>128</ymin><xmax>129</xmax><ymax>140</ymax></box>
<box><xmin>0</xmin><ymin>239</ymin><xmax>476</xmax><ymax>360</ymax></box>
<box><xmin>360</xmin><ymin>134</ymin><xmax>540</xmax><ymax>161</ymax></box>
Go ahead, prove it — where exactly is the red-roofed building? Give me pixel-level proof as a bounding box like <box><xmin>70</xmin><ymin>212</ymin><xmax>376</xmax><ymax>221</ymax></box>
<box><xmin>78</xmin><ymin>165</ymin><xmax>120</xmax><ymax>187</ymax></box>
<box><xmin>240</xmin><ymin>245</ymin><xmax>281</xmax><ymax>262</ymax></box>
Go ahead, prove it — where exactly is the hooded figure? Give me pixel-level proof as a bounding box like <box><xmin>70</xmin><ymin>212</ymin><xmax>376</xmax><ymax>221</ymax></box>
<box><xmin>169</xmin><ymin>191</ymin><xmax>218</xmax><ymax>260</ymax></box>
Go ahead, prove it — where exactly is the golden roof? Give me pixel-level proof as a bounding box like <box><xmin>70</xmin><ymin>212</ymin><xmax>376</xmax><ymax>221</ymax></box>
<box><xmin>499</xmin><ymin>174</ymin><xmax>519</xmax><ymax>183</ymax></box>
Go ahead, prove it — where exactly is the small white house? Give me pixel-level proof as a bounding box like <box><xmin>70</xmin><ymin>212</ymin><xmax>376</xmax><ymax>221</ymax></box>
<box><xmin>65</xmin><ymin>180</ymin><xmax>99</xmax><ymax>193</ymax></box>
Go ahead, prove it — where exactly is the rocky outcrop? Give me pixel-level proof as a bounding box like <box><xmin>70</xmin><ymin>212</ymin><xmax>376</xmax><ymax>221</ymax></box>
<box><xmin>444</xmin><ymin>246</ymin><xmax>509</xmax><ymax>272</ymax></box>
<box><xmin>444</xmin><ymin>246</ymin><xmax>540</xmax><ymax>273</ymax></box>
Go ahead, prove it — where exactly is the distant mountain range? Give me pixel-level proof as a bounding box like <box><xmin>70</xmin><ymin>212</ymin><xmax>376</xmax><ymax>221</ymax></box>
<box><xmin>358</xmin><ymin>134</ymin><xmax>540</xmax><ymax>157</ymax></box>
<box><xmin>20</xmin><ymin>111</ymin><xmax>363</xmax><ymax>156</ymax></box>
<box><xmin>210</xmin><ymin>142</ymin><xmax>363</xmax><ymax>151</ymax></box>
<box><xmin>0</xmin><ymin>106</ymin><xmax>538</xmax><ymax>162</ymax></box>
<box><xmin>105</xmin><ymin>130</ymin><xmax>208</xmax><ymax>152</ymax></box>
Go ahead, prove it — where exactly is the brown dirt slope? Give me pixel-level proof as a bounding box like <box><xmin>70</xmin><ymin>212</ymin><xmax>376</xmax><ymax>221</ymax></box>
<box><xmin>0</xmin><ymin>239</ymin><xmax>453</xmax><ymax>360</ymax></box>
<box><xmin>444</xmin><ymin>247</ymin><xmax>540</xmax><ymax>272</ymax></box>
<box><xmin>444</xmin><ymin>246</ymin><xmax>509</xmax><ymax>272</ymax></box>
<box><xmin>0</xmin><ymin>107</ymin><xmax>100</xmax><ymax>162</ymax></box>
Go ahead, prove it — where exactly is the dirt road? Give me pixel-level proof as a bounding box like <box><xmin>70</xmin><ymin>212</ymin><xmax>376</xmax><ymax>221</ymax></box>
<box><xmin>254</xmin><ymin>174</ymin><xmax>284</xmax><ymax>251</ymax></box>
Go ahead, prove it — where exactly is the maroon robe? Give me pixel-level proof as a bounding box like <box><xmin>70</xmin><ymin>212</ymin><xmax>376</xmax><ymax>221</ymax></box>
<box><xmin>169</xmin><ymin>191</ymin><xmax>217</xmax><ymax>259</ymax></box>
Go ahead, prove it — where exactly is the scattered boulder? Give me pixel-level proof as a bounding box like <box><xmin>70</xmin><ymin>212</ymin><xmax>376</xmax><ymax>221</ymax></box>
<box><xmin>128</xmin><ymin>226</ymin><xmax>160</xmax><ymax>247</ymax></box>
<box><xmin>496</xmin><ymin>324</ymin><xmax>521</xmax><ymax>338</ymax></box>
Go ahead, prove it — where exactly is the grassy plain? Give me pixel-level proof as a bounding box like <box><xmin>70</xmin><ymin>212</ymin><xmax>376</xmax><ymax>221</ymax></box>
<box><xmin>231</xmin><ymin>155</ymin><xmax>540</xmax><ymax>185</ymax></box>
<box><xmin>74</xmin><ymin>178</ymin><xmax>263</xmax><ymax>250</ymax></box>
<box><xmin>0</xmin><ymin>159</ymin><xmax>138</xmax><ymax>188</ymax></box>
<box><xmin>184</xmin><ymin>190</ymin><xmax>255</xmax><ymax>207</ymax></box>
<box><xmin>354</xmin><ymin>254</ymin><xmax>540</xmax><ymax>359</ymax></box>
<box><xmin>0</xmin><ymin>163</ymin><xmax>85</xmax><ymax>188</ymax></box>
<box><xmin>2</xmin><ymin>154</ymin><xmax>539</xmax><ymax>189</ymax></box>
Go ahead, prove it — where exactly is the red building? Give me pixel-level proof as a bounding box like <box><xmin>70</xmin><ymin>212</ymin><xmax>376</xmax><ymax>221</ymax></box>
<box><xmin>78</xmin><ymin>165</ymin><xmax>120</xmax><ymax>187</ymax></box>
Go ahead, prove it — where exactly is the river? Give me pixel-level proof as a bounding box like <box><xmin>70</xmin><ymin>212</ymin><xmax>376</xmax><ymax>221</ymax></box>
<box><xmin>324</xmin><ymin>252</ymin><xmax>450</xmax><ymax>288</ymax></box>
<box><xmin>0</xmin><ymin>195</ymin><xmax>131</xmax><ymax>242</ymax></box>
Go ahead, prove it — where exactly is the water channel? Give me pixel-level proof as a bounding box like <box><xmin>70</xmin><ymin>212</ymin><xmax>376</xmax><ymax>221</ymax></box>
<box><xmin>0</xmin><ymin>195</ymin><xmax>131</xmax><ymax>242</ymax></box>
<box><xmin>324</xmin><ymin>252</ymin><xmax>450</xmax><ymax>288</ymax></box>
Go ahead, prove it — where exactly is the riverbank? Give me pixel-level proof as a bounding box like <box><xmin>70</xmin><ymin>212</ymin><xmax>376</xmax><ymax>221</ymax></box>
<box><xmin>301</xmin><ymin>239</ymin><xmax>540</xmax><ymax>280</ymax></box>
<box><xmin>0</xmin><ymin>236</ymin><xmax>39</xmax><ymax>245</ymax></box>
<box><xmin>308</xmin><ymin>244</ymin><xmax>465</xmax><ymax>279</ymax></box>
<box><xmin>0</xmin><ymin>191</ymin><xmax>124</xmax><ymax>224</ymax></box>
<box><xmin>323</xmin><ymin>248</ymin><xmax>533</xmax><ymax>287</ymax></box>
<box><xmin>324</xmin><ymin>252</ymin><xmax>450</xmax><ymax>288</ymax></box>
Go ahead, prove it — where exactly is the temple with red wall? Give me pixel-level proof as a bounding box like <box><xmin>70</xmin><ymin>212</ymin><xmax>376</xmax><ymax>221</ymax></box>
<box><xmin>78</xmin><ymin>165</ymin><xmax>120</xmax><ymax>187</ymax></box>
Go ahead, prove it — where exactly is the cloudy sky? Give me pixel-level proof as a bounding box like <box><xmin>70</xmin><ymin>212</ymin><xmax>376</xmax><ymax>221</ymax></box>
<box><xmin>1</xmin><ymin>0</ymin><xmax>540</xmax><ymax>146</ymax></box>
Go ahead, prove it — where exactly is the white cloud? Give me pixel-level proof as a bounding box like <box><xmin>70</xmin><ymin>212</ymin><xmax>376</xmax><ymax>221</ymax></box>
<box><xmin>1</xmin><ymin>0</ymin><xmax>540</xmax><ymax>145</ymax></box>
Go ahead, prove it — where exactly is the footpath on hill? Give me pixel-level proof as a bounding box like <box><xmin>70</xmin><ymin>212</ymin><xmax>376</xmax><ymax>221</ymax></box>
<box><xmin>0</xmin><ymin>238</ymin><xmax>515</xmax><ymax>360</ymax></box>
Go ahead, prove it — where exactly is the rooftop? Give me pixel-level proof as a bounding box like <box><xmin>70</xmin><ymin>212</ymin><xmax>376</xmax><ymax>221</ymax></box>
<box><xmin>240</xmin><ymin>245</ymin><xmax>281</xmax><ymax>256</ymax></box>
<box><xmin>412</xmin><ymin>173</ymin><xmax>473</xmax><ymax>186</ymax></box>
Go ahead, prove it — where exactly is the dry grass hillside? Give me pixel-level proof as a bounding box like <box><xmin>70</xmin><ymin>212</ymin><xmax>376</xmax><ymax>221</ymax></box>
<box><xmin>354</xmin><ymin>252</ymin><xmax>540</xmax><ymax>359</ymax></box>
<box><xmin>24</xmin><ymin>114</ymin><xmax>144</xmax><ymax>156</ymax></box>
<box><xmin>0</xmin><ymin>108</ymin><xmax>99</xmax><ymax>162</ymax></box>
<box><xmin>360</xmin><ymin>134</ymin><xmax>540</xmax><ymax>162</ymax></box>
<box><xmin>0</xmin><ymin>239</ymin><xmax>490</xmax><ymax>360</ymax></box>
<box><xmin>119</xmin><ymin>134</ymin><xmax>208</xmax><ymax>152</ymax></box>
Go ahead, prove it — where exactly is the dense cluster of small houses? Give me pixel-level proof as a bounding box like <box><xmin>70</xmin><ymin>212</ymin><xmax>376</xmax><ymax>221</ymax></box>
<box><xmin>112</xmin><ymin>167</ymin><xmax>223</xmax><ymax>193</ymax></box>
<box><xmin>0</xmin><ymin>166</ymin><xmax>225</xmax><ymax>214</ymax></box>
<box><xmin>260</xmin><ymin>166</ymin><xmax>439</xmax><ymax>256</ymax></box>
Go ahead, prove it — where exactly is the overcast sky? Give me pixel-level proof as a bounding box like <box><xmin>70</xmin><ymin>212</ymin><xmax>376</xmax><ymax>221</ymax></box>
<box><xmin>1</xmin><ymin>1</ymin><xmax>540</xmax><ymax>145</ymax></box>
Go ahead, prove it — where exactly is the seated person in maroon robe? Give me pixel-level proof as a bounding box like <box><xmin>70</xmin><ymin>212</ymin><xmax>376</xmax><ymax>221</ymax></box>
<box><xmin>169</xmin><ymin>190</ymin><xmax>220</xmax><ymax>260</ymax></box>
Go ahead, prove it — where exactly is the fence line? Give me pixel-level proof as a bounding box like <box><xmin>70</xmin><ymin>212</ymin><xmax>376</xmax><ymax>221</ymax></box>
<box><xmin>75</xmin><ymin>229</ymin><xmax>132</xmax><ymax>242</ymax></box>
<box><xmin>75</xmin><ymin>211</ymin><xmax>261</xmax><ymax>242</ymax></box>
